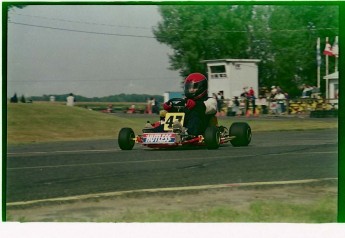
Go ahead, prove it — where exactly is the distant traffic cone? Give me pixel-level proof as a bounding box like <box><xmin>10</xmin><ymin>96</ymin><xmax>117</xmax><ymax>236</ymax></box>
<box><xmin>254</xmin><ymin>109</ymin><xmax>259</xmax><ymax>117</ymax></box>
<box><xmin>246</xmin><ymin>110</ymin><xmax>251</xmax><ymax>117</ymax></box>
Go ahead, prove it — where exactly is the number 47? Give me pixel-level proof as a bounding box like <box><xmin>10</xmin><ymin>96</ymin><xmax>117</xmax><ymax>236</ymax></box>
<box><xmin>163</xmin><ymin>113</ymin><xmax>185</xmax><ymax>131</ymax></box>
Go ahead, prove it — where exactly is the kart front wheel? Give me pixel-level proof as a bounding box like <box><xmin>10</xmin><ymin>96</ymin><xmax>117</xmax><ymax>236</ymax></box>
<box><xmin>118</xmin><ymin>128</ymin><xmax>135</xmax><ymax>150</ymax></box>
<box><xmin>229</xmin><ymin>122</ymin><xmax>252</xmax><ymax>147</ymax></box>
<box><xmin>204</xmin><ymin>126</ymin><xmax>221</xmax><ymax>150</ymax></box>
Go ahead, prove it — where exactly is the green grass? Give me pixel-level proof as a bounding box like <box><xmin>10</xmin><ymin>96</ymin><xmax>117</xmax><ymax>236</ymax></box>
<box><xmin>217</xmin><ymin>117</ymin><xmax>338</xmax><ymax>132</ymax></box>
<box><xmin>7</xmin><ymin>103</ymin><xmax>140</xmax><ymax>144</ymax></box>
<box><xmin>6</xmin><ymin>183</ymin><xmax>337</xmax><ymax>222</ymax></box>
<box><xmin>112</xmin><ymin>197</ymin><xmax>336</xmax><ymax>223</ymax></box>
<box><xmin>46</xmin><ymin>196</ymin><xmax>335</xmax><ymax>223</ymax></box>
<box><xmin>6</xmin><ymin>102</ymin><xmax>338</xmax><ymax>144</ymax></box>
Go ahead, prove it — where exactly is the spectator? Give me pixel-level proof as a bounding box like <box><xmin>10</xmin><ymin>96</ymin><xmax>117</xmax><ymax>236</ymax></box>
<box><xmin>248</xmin><ymin>87</ymin><xmax>255</xmax><ymax>97</ymax></box>
<box><xmin>250</xmin><ymin>94</ymin><xmax>256</xmax><ymax>115</ymax></box>
<box><xmin>302</xmin><ymin>84</ymin><xmax>314</xmax><ymax>98</ymax></box>
<box><xmin>247</xmin><ymin>87</ymin><xmax>256</xmax><ymax>114</ymax></box>
<box><xmin>217</xmin><ymin>91</ymin><xmax>225</xmax><ymax>115</ymax></box>
<box><xmin>270</xmin><ymin>86</ymin><xmax>277</xmax><ymax>99</ymax></box>
<box><xmin>146</xmin><ymin>98</ymin><xmax>152</xmax><ymax>114</ymax></box>
<box><xmin>127</xmin><ymin>104</ymin><xmax>136</xmax><ymax>114</ymax></box>
<box><xmin>311</xmin><ymin>86</ymin><xmax>321</xmax><ymax>98</ymax></box>
<box><xmin>241</xmin><ymin>87</ymin><xmax>248</xmax><ymax>98</ymax></box>
<box><xmin>241</xmin><ymin>87</ymin><xmax>256</xmax><ymax>116</ymax></box>
<box><xmin>151</xmin><ymin>97</ymin><xmax>159</xmax><ymax>114</ymax></box>
<box><xmin>240</xmin><ymin>87</ymin><xmax>250</xmax><ymax>113</ymax></box>
<box><xmin>66</xmin><ymin>93</ymin><xmax>75</xmax><ymax>106</ymax></box>
<box><xmin>276</xmin><ymin>86</ymin><xmax>283</xmax><ymax>93</ymax></box>
<box><xmin>274</xmin><ymin>91</ymin><xmax>286</xmax><ymax>114</ymax></box>
<box><xmin>107</xmin><ymin>104</ymin><xmax>113</xmax><ymax>113</ymax></box>
<box><xmin>257</xmin><ymin>95</ymin><xmax>268</xmax><ymax>114</ymax></box>
<box><xmin>232</xmin><ymin>96</ymin><xmax>241</xmax><ymax>116</ymax></box>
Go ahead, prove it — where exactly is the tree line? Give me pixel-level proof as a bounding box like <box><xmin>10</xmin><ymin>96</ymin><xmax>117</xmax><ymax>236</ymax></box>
<box><xmin>153</xmin><ymin>5</ymin><xmax>339</xmax><ymax>97</ymax></box>
<box><xmin>10</xmin><ymin>93</ymin><xmax>164</xmax><ymax>103</ymax></box>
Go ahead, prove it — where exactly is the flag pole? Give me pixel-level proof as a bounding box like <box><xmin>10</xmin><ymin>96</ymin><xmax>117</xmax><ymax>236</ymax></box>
<box><xmin>335</xmin><ymin>36</ymin><xmax>338</xmax><ymax>72</ymax></box>
<box><xmin>317</xmin><ymin>37</ymin><xmax>321</xmax><ymax>89</ymax></box>
<box><xmin>325</xmin><ymin>37</ymin><xmax>329</xmax><ymax>99</ymax></box>
<box><xmin>335</xmin><ymin>56</ymin><xmax>338</xmax><ymax>72</ymax></box>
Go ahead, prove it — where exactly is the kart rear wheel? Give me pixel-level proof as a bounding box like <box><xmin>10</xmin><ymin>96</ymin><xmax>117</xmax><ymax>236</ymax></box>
<box><xmin>118</xmin><ymin>128</ymin><xmax>135</xmax><ymax>150</ymax></box>
<box><xmin>229</xmin><ymin>122</ymin><xmax>252</xmax><ymax>147</ymax></box>
<box><xmin>204</xmin><ymin>126</ymin><xmax>221</xmax><ymax>150</ymax></box>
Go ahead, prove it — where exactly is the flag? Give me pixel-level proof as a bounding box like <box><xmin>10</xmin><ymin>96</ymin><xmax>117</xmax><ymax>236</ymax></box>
<box><xmin>323</xmin><ymin>41</ymin><xmax>334</xmax><ymax>56</ymax></box>
<box><xmin>332</xmin><ymin>36</ymin><xmax>339</xmax><ymax>58</ymax></box>
<box><xmin>317</xmin><ymin>38</ymin><xmax>321</xmax><ymax>66</ymax></box>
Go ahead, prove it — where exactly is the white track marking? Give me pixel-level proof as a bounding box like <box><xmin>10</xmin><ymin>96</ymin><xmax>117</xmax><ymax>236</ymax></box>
<box><xmin>7</xmin><ymin>178</ymin><xmax>338</xmax><ymax>207</ymax></box>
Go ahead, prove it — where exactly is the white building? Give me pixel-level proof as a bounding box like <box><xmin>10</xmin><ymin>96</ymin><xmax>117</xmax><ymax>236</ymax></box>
<box><xmin>202</xmin><ymin>59</ymin><xmax>260</xmax><ymax>99</ymax></box>
<box><xmin>323</xmin><ymin>71</ymin><xmax>339</xmax><ymax>101</ymax></box>
<box><xmin>323</xmin><ymin>71</ymin><xmax>339</xmax><ymax>109</ymax></box>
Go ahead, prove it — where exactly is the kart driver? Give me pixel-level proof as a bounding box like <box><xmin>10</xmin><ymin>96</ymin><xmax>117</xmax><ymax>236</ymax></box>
<box><xmin>163</xmin><ymin>73</ymin><xmax>218</xmax><ymax>135</ymax></box>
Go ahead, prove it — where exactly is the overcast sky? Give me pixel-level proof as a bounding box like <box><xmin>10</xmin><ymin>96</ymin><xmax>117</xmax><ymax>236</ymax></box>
<box><xmin>7</xmin><ymin>5</ymin><xmax>182</xmax><ymax>97</ymax></box>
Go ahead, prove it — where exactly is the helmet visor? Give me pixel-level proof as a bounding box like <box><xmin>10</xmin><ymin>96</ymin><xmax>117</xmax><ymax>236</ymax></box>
<box><xmin>184</xmin><ymin>82</ymin><xmax>199</xmax><ymax>93</ymax></box>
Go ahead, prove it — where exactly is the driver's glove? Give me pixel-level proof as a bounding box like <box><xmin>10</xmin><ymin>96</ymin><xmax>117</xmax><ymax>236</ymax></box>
<box><xmin>185</xmin><ymin>99</ymin><xmax>196</xmax><ymax>110</ymax></box>
<box><xmin>163</xmin><ymin>102</ymin><xmax>172</xmax><ymax>111</ymax></box>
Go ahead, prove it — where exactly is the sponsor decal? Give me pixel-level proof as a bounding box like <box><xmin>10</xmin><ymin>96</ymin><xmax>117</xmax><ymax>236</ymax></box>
<box><xmin>143</xmin><ymin>133</ymin><xmax>176</xmax><ymax>144</ymax></box>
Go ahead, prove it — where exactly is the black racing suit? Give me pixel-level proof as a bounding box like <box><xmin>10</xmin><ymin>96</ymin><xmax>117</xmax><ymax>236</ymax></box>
<box><xmin>183</xmin><ymin>96</ymin><xmax>208</xmax><ymax>135</ymax></box>
<box><xmin>153</xmin><ymin>95</ymin><xmax>215</xmax><ymax>135</ymax></box>
<box><xmin>167</xmin><ymin>95</ymin><xmax>210</xmax><ymax>135</ymax></box>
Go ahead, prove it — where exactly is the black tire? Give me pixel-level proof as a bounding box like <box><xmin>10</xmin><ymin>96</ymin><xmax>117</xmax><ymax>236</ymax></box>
<box><xmin>204</xmin><ymin>126</ymin><xmax>221</xmax><ymax>150</ymax></box>
<box><xmin>229</xmin><ymin>122</ymin><xmax>252</xmax><ymax>147</ymax></box>
<box><xmin>118</xmin><ymin>128</ymin><xmax>135</xmax><ymax>150</ymax></box>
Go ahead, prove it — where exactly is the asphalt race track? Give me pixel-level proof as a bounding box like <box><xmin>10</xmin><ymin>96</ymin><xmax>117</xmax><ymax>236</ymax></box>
<box><xmin>6</xmin><ymin>129</ymin><xmax>338</xmax><ymax>203</ymax></box>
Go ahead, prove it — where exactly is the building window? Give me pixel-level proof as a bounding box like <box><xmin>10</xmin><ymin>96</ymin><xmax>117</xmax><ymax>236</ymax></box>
<box><xmin>210</xmin><ymin>65</ymin><xmax>227</xmax><ymax>79</ymax></box>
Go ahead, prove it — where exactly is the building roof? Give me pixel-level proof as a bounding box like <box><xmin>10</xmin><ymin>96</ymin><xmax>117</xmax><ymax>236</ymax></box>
<box><xmin>323</xmin><ymin>71</ymin><xmax>338</xmax><ymax>80</ymax></box>
<box><xmin>201</xmin><ymin>59</ymin><xmax>261</xmax><ymax>64</ymax></box>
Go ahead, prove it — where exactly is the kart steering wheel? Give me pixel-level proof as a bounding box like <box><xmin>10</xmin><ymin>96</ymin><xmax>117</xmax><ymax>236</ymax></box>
<box><xmin>167</xmin><ymin>98</ymin><xmax>186</xmax><ymax>112</ymax></box>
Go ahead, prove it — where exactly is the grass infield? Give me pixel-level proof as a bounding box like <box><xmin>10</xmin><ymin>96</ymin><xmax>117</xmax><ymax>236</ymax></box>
<box><xmin>6</xmin><ymin>102</ymin><xmax>338</xmax><ymax>144</ymax></box>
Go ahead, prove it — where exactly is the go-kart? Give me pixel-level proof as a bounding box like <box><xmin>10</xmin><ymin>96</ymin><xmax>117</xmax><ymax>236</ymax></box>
<box><xmin>118</xmin><ymin>98</ymin><xmax>252</xmax><ymax>150</ymax></box>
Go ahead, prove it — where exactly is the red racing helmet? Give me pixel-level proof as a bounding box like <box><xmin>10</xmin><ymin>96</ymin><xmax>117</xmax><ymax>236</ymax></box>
<box><xmin>184</xmin><ymin>73</ymin><xmax>208</xmax><ymax>100</ymax></box>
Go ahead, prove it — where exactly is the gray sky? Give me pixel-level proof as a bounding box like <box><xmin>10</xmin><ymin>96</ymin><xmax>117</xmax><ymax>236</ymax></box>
<box><xmin>7</xmin><ymin>5</ymin><xmax>182</xmax><ymax>97</ymax></box>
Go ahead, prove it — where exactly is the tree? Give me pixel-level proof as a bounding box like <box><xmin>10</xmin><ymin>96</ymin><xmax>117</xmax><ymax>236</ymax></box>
<box><xmin>153</xmin><ymin>5</ymin><xmax>252</xmax><ymax>77</ymax></box>
<box><xmin>10</xmin><ymin>93</ymin><xmax>18</xmax><ymax>103</ymax></box>
<box><xmin>20</xmin><ymin>94</ymin><xmax>26</xmax><ymax>103</ymax></box>
<box><xmin>265</xmin><ymin>5</ymin><xmax>339</xmax><ymax>96</ymax></box>
<box><xmin>154</xmin><ymin>5</ymin><xmax>339</xmax><ymax>97</ymax></box>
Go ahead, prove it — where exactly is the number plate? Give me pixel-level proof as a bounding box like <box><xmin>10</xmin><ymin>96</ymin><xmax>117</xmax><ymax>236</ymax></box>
<box><xmin>163</xmin><ymin>112</ymin><xmax>185</xmax><ymax>131</ymax></box>
<box><xmin>142</xmin><ymin>133</ymin><xmax>176</xmax><ymax>144</ymax></box>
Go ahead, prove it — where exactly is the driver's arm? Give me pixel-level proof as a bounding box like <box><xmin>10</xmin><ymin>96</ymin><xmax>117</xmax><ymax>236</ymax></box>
<box><xmin>204</xmin><ymin>98</ymin><xmax>217</xmax><ymax>114</ymax></box>
<box><xmin>163</xmin><ymin>100</ymin><xmax>172</xmax><ymax>111</ymax></box>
